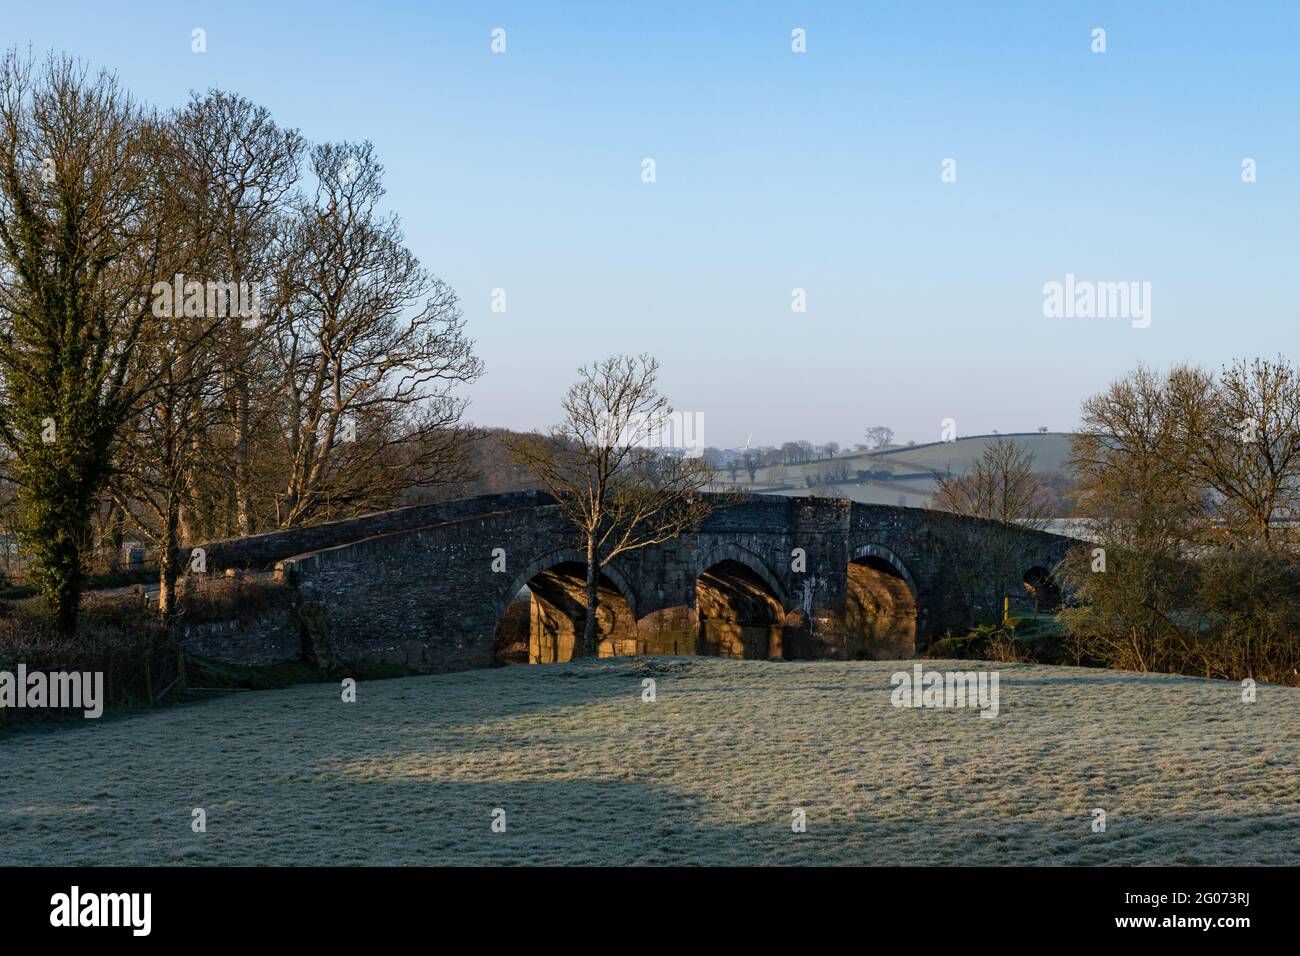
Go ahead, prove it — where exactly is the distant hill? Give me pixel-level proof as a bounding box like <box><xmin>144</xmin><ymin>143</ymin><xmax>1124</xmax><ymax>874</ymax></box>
<box><xmin>866</xmin><ymin>432</ymin><xmax>1073</xmax><ymax>475</ymax></box>
<box><xmin>712</xmin><ymin>432</ymin><xmax>1075</xmax><ymax>513</ymax></box>
<box><xmin>431</xmin><ymin>428</ymin><xmax>1076</xmax><ymax>515</ymax></box>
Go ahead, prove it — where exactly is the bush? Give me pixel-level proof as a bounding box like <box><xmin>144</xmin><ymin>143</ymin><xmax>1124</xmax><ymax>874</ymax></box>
<box><xmin>1058</xmin><ymin>541</ymin><xmax>1300</xmax><ymax>686</ymax></box>
<box><xmin>925</xmin><ymin>626</ymin><xmax>997</xmax><ymax>659</ymax></box>
<box><xmin>925</xmin><ymin>618</ymin><xmax>1073</xmax><ymax>666</ymax></box>
<box><xmin>1186</xmin><ymin>544</ymin><xmax>1300</xmax><ymax>685</ymax></box>
<box><xmin>0</xmin><ymin>615</ymin><xmax>182</xmax><ymax>729</ymax></box>
<box><xmin>185</xmin><ymin>654</ymin><xmax>418</xmax><ymax>690</ymax></box>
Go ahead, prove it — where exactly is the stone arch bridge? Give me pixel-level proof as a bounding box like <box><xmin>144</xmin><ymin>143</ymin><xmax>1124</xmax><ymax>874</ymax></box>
<box><xmin>198</xmin><ymin>491</ymin><xmax>1076</xmax><ymax>672</ymax></box>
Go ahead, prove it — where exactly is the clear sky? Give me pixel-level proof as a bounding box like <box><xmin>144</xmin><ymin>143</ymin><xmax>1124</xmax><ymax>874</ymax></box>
<box><xmin>3</xmin><ymin>1</ymin><xmax>1297</xmax><ymax>448</ymax></box>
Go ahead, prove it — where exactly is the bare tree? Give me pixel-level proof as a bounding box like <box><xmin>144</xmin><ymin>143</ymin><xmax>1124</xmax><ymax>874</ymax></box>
<box><xmin>1168</xmin><ymin>356</ymin><xmax>1300</xmax><ymax>547</ymax></box>
<box><xmin>110</xmin><ymin>91</ymin><xmax>302</xmax><ymax>620</ymax></box>
<box><xmin>1060</xmin><ymin>361</ymin><xmax>1300</xmax><ymax>683</ymax></box>
<box><xmin>865</xmin><ymin>425</ymin><xmax>894</xmax><ymax>449</ymax></box>
<box><xmin>112</xmin><ymin>304</ymin><xmax>225</xmax><ymax>623</ymax></box>
<box><xmin>1057</xmin><ymin>364</ymin><xmax>1206</xmax><ymax>668</ymax></box>
<box><xmin>178</xmin><ymin>91</ymin><xmax>305</xmax><ymax>538</ymax></box>
<box><xmin>272</xmin><ymin>142</ymin><xmax>482</xmax><ymax>527</ymax></box>
<box><xmin>933</xmin><ymin>435</ymin><xmax>1053</xmax><ymax>624</ymax></box>
<box><xmin>506</xmin><ymin>355</ymin><xmax>714</xmax><ymax>657</ymax></box>
<box><xmin>1070</xmin><ymin>364</ymin><xmax>1204</xmax><ymax>550</ymax></box>
<box><xmin>933</xmin><ymin>435</ymin><xmax>1052</xmax><ymax>530</ymax></box>
<box><xmin>0</xmin><ymin>55</ymin><xmax>482</xmax><ymax>632</ymax></box>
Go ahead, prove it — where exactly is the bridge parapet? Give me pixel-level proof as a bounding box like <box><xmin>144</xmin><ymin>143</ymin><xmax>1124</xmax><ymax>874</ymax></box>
<box><xmin>200</xmin><ymin>490</ymin><xmax>555</xmax><ymax>574</ymax></box>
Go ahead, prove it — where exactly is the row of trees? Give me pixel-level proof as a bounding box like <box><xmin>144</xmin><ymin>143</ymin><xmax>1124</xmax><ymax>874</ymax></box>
<box><xmin>1058</xmin><ymin>358</ymin><xmax>1300</xmax><ymax>682</ymax></box>
<box><xmin>716</xmin><ymin>440</ymin><xmax>890</xmax><ymax>484</ymax></box>
<box><xmin>0</xmin><ymin>52</ymin><xmax>481</xmax><ymax>632</ymax></box>
<box><xmin>928</xmin><ymin>366</ymin><xmax>1300</xmax><ymax>684</ymax></box>
<box><xmin>704</xmin><ymin>434</ymin><xmax>897</xmax><ymax>473</ymax></box>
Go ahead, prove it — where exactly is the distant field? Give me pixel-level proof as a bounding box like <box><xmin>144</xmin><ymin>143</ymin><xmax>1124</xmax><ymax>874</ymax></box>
<box><xmin>766</xmin><ymin>482</ymin><xmax>935</xmax><ymax>508</ymax></box>
<box><xmin>724</xmin><ymin>432</ymin><xmax>1075</xmax><ymax>508</ymax></box>
<box><xmin>3</xmin><ymin>657</ymin><xmax>1295</xmax><ymax>866</ymax></box>
<box><xmin>871</xmin><ymin>431</ymin><xmax>1073</xmax><ymax>474</ymax></box>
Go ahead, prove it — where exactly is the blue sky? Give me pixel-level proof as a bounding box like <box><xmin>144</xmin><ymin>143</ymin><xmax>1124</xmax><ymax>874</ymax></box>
<box><xmin>3</xmin><ymin>1</ymin><xmax>1298</xmax><ymax>447</ymax></box>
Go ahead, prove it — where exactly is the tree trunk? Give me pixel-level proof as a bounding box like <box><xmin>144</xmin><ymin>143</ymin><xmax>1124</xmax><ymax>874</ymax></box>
<box><xmin>583</xmin><ymin>534</ymin><xmax>599</xmax><ymax>658</ymax></box>
<box><xmin>158</xmin><ymin>493</ymin><xmax>180</xmax><ymax>626</ymax></box>
<box><xmin>51</xmin><ymin>538</ymin><xmax>81</xmax><ymax>638</ymax></box>
<box><xmin>104</xmin><ymin>499</ymin><xmax>124</xmax><ymax>574</ymax></box>
<box><xmin>53</xmin><ymin>583</ymin><xmax>79</xmax><ymax>637</ymax></box>
<box><xmin>179</xmin><ymin>431</ymin><xmax>204</xmax><ymax>545</ymax></box>
<box><xmin>234</xmin><ymin>378</ymin><xmax>255</xmax><ymax>535</ymax></box>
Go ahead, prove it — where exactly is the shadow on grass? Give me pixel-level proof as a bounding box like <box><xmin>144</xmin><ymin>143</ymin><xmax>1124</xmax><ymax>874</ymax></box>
<box><xmin>16</xmin><ymin>773</ymin><xmax>1294</xmax><ymax>867</ymax></box>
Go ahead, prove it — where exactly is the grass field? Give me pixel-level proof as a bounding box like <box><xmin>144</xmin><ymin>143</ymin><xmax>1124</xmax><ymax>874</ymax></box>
<box><xmin>724</xmin><ymin>432</ymin><xmax>1075</xmax><ymax>508</ymax></box>
<box><xmin>2</xmin><ymin>657</ymin><xmax>1297</xmax><ymax>866</ymax></box>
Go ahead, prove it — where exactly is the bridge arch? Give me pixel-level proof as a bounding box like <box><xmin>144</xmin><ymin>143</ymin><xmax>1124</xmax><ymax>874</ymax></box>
<box><xmin>496</xmin><ymin>548</ymin><xmax>638</xmax><ymax>621</ymax></box>
<box><xmin>844</xmin><ymin>542</ymin><xmax>919</xmax><ymax>659</ymax></box>
<box><xmin>694</xmin><ymin>542</ymin><xmax>791</xmax><ymax>611</ymax></box>
<box><xmin>694</xmin><ymin>543</ymin><xmax>791</xmax><ymax>659</ymax></box>
<box><xmin>847</xmin><ymin>542</ymin><xmax>918</xmax><ymax>596</ymax></box>
<box><xmin>1022</xmin><ymin>564</ymin><xmax>1061</xmax><ymax>612</ymax></box>
<box><xmin>493</xmin><ymin>549</ymin><xmax>639</xmax><ymax>664</ymax></box>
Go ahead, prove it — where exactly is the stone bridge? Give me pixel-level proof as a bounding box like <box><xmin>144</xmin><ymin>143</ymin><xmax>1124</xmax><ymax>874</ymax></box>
<box><xmin>198</xmin><ymin>491</ymin><xmax>1076</xmax><ymax>672</ymax></box>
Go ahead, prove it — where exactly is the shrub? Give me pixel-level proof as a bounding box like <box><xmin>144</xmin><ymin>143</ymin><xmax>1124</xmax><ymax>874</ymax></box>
<box><xmin>1058</xmin><ymin>541</ymin><xmax>1300</xmax><ymax>686</ymax></box>
<box><xmin>0</xmin><ymin>615</ymin><xmax>182</xmax><ymax>729</ymax></box>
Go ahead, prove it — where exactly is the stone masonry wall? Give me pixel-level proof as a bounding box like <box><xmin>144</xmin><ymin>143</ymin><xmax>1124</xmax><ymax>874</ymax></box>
<box><xmin>200</xmin><ymin>491</ymin><xmax>554</xmax><ymax>573</ymax></box>
<box><xmin>179</xmin><ymin>612</ymin><xmax>300</xmax><ymax>666</ymax></box>
<box><xmin>186</xmin><ymin>492</ymin><xmax>1079</xmax><ymax>673</ymax></box>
